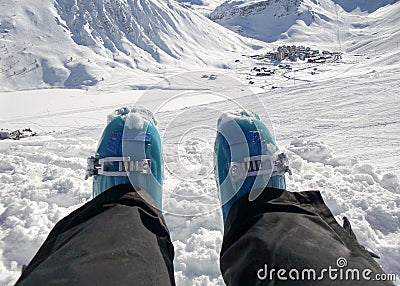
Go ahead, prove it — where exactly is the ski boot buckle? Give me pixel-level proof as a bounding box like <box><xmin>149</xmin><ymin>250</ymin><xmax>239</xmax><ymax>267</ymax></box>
<box><xmin>85</xmin><ymin>156</ymin><xmax>151</xmax><ymax>179</ymax></box>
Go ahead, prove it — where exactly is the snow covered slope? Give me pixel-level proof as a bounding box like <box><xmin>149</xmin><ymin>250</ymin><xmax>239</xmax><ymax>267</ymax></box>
<box><xmin>209</xmin><ymin>0</ymin><xmax>399</xmax><ymax>52</ymax></box>
<box><xmin>1</xmin><ymin>70</ymin><xmax>400</xmax><ymax>285</ymax></box>
<box><xmin>0</xmin><ymin>0</ymin><xmax>255</xmax><ymax>91</ymax></box>
<box><xmin>176</xmin><ymin>0</ymin><xmax>227</xmax><ymax>15</ymax></box>
<box><xmin>210</xmin><ymin>0</ymin><xmax>304</xmax><ymax>42</ymax></box>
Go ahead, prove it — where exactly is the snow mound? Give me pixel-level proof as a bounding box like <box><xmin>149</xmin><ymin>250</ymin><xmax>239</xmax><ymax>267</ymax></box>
<box><xmin>289</xmin><ymin>138</ymin><xmax>358</xmax><ymax>167</ymax></box>
<box><xmin>216</xmin><ymin>109</ymin><xmax>261</xmax><ymax>129</ymax></box>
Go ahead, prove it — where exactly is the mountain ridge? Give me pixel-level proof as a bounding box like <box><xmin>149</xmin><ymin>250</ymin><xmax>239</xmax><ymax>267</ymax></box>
<box><xmin>208</xmin><ymin>0</ymin><xmax>400</xmax><ymax>55</ymax></box>
<box><xmin>0</xmin><ymin>0</ymin><xmax>255</xmax><ymax>91</ymax></box>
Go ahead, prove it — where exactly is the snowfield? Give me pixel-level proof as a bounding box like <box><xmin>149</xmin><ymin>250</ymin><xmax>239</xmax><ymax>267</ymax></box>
<box><xmin>1</xmin><ymin>0</ymin><xmax>400</xmax><ymax>285</ymax></box>
<box><xmin>1</xmin><ymin>69</ymin><xmax>399</xmax><ymax>285</ymax></box>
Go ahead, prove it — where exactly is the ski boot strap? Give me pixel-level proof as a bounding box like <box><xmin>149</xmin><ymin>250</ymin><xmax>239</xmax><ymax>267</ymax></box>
<box><xmin>229</xmin><ymin>153</ymin><xmax>291</xmax><ymax>181</ymax></box>
<box><xmin>85</xmin><ymin>156</ymin><xmax>151</xmax><ymax>179</ymax></box>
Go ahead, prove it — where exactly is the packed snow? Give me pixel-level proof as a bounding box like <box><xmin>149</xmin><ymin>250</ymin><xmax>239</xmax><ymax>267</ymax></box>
<box><xmin>1</xmin><ymin>0</ymin><xmax>400</xmax><ymax>285</ymax></box>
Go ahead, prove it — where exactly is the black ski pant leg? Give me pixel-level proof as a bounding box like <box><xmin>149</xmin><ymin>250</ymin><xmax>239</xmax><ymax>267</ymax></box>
<box><xmin>16</xmin><ymin>184</ymin><xmax>175</xmax><ymax>286</ymax></box>
<box><xmin>220</xmin><ymin>188</ymin><xmax>394</xmax><ymax>286</ymax></box>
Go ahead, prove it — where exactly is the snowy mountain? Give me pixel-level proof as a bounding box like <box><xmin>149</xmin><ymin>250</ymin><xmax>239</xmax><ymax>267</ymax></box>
<box><xmin>209</xmin><ymin>0</ymin><xmax>399</xmax><ymax>51</ymax></box>
<box><xmin>0</xmin><ymin>0</ymin><xmax>255</xmax><ymax>91</ymax></box>
<box><xmin>209</xmin><ymin>0</ymin><xmax>304</xmax><ymax>42</ymax></box>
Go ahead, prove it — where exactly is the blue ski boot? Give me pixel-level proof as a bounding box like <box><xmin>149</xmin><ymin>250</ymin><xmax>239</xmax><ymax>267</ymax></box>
<box><xmin>214</xmin><ymin>110</ymin><xmax>290</xmax><ymax>222</ymax></box>
<box><xmin>86</xmin><ymin>107</ymin><xmax>163</xmax><ymax>210</ymax></box>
